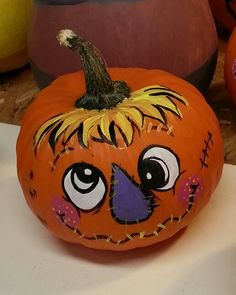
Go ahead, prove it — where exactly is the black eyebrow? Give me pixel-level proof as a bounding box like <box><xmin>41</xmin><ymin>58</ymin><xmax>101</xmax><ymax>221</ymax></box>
<box><xmin>50</xmin><ymin>146</ymin><xmax>74</xmax><ymax>171</ymax></box>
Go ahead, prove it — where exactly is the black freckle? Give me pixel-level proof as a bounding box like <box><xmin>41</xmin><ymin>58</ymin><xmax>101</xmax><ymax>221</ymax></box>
<box><xmin>29</xmin><ymin>189</ymin><xmax>37</xmax><ymax>199</ymax></box>
<box><xmin>29</xmin><ymin>170</ymin><xmax>34</xmax><ymax>180</ymax></box>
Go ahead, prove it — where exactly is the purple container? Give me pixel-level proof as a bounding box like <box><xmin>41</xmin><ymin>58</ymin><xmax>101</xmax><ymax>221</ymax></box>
<box><xmin>29</xmin><ymin>0</ymin><xmax>218</xmax><ymax>91</ymax></box>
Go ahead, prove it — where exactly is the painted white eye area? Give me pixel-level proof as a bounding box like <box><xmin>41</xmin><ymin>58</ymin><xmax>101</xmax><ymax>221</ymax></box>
<box><xmin>138</xmin><ymin>146</ymin><xmax>180</xmax><ymax>191</ymax></box>
<box><xmin>63</xmin><ymin>163</ymin><xmax>107</xmax><ymax>211</ymax></box>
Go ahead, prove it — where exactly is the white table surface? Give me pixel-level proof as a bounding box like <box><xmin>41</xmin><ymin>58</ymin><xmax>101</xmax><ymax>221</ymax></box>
<box><xmin>0</xmin><ymin>122</ymin><xmax>236</xmax><ymax>295</ymax></box>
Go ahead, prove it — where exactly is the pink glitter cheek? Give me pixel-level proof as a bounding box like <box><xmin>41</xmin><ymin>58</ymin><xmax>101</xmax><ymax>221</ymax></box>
<box><xmin>52</xmin><ymin>197</ymin><xmax>80</xmax><ymax>227</ymax></box>
<box><xmin>232</xmin><ymin>59</ymin><xmax>236</xmax><ymax>79</ymax></box>
<box><xmin>177</xmin><ymin>176</ymin><xmax>204</xmax><ymax>203</ymax></box>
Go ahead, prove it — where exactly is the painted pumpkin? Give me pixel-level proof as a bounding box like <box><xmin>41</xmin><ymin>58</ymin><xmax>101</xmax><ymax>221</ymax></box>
<box><xmin>29</xmin><ymin>0</ymin><xmax>218</xmax><ymax>92</ymax></box>
<box><xmin>225</xmin><ymin>27</ymin><xmax>236</xmax><ymax>104</ymax></box>
<box><xmin>209</xmin><ymin>0</ymin><xmax>236</xmax><ymax>31</ymax></box>
<box><xmin>17</xmin><ymin>30</ymin><xmax>224</xmax><ymax>251</ymax></box>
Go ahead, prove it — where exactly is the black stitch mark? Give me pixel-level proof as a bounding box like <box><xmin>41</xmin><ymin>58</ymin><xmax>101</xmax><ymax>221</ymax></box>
<box><xmin>200</xmin><ymin>132</ymin><xmax>213</xmax><ymax>169</ymax></box>
<box><xmin>55</xmin><ymin>183</ymin><xmax>197</xmax><ymax>245</ymax></box>
<box><xmin>29</xmin><ymin>189</ymin><xmax>37</xmax><ymax>199</ymax></box>
<box><xmin>29</xmin><ymin>170</ymin><xmax>34</xmax><ymax>180</ymax></box>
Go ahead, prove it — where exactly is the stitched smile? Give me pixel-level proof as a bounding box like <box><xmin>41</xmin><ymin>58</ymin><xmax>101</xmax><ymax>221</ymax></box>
<box><xmin>55</xmin><ymin>183</ymin><xmax>198</xmax><ymax>245</ymax></box>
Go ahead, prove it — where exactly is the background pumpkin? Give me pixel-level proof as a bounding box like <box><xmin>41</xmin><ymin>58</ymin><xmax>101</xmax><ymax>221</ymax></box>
<box><xmin>209</xmin><ymin>0</ymin><xmax>236</xmax><ymax>31</ymax></box>
<box><xmin>17</xmin><ymin>30</ymin><xmax>224</xmax><ymax>251</ymax></box>
<box><xmin>224</xmin><ymin>27</ymin><xmax>236</xmax><ymax>104</ymax></box>
<box><xmin>29</xmin><ymin>0</ymin><xmax>218</xmax><ymax>92</ymax></box>
<box><xmin>0</xmin><ymin>0</ymin><xmax>32</xmax><ymax>73</ymax></box>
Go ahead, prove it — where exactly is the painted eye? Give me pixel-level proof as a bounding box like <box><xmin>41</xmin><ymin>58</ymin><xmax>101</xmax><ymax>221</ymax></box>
<box><xmin>63</xmin><ymin>163</ymin><xmax>107</xmax><ymax>211</ymax></box>
<box><xmin>138</xmin><ymin>146</ymin><xmax>180</xmax><ymax>191</ymax></box>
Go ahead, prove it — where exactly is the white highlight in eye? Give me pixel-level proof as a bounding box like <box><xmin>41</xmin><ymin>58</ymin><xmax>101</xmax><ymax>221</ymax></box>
<box><xmin>64</xmin><ymin>169</ymin><xmax>106</xmax><ymax>210</ymax></box>
<box><xmin>84</xmin><ymin>168</ymin><xmax>92</xmax><ymax>175</ymax></box>
<box><xmin>146</xmin><ymin>172</ymin><xmax>152</xmax><ymax>180</ymax></box>
<box><xmin>142</xmin><ymin>146</ymin><xmax>179</xmax><ymax>190</ymax></box>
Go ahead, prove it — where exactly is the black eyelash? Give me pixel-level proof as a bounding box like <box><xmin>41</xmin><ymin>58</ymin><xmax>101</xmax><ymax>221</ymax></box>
<box><xmin>50</xmin><ymin>147</ymin><xmax>74</xmax><ymax>171</ymax></box>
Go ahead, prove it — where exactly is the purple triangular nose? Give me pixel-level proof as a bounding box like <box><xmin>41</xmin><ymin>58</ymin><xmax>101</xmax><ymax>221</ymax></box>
<box><xmin>110</xmin><ymin>165</ymin><xmax>152</xmax><ymax>224</ymax></box>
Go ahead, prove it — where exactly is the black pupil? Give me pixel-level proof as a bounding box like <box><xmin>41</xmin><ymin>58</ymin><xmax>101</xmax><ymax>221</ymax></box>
<box><xmin>139</xmin><ymin>158</ymin><xmax>168</xmax><ymax>190</ymax></box>
<box><xmin>71</xmin><ymin>163</ymin><xmax>99</xmax><ymax>192</ymax></box>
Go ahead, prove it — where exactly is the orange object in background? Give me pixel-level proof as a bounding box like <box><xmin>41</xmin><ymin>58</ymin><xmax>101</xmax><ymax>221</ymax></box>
<box><xmin>209</xmin><ymin>0</ymin><xmax>236</xmax><ymax>31</ymax></box>
<box><xmin>16</xmin><ymin>30</ymin><xmax>224</xmax><ymax>251</ymax></box>
<box><xmin>225</xmin><ymin>27</ymin><xmax>236</xmax><ymax>104</ymax></box>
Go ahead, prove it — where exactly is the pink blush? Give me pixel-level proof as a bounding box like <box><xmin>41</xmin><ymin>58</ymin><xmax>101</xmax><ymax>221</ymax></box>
<box><xmin>52</xmin><ymin>197</ymin><xmax>80</xmax><ymax>227</ymax></box>
<box><xmin>232</xmin><ymin>59</ymin><xmax>236</xmax><ymax>79</ymax></box>
<box><xmin>178</xmin><ymin>175</ymin><xmax>204</xmax><ymax>203</ymax></box>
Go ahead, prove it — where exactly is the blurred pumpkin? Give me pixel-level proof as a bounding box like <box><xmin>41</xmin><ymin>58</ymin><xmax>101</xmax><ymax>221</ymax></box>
<box><xmin>225</xmin><ymin>27</ymin><xmax>236</xmax><ymax>104</ymax></box>
<box><xmin>29</xmin><ymin>0</ymin><xmax>218</xmax><ymax>92</ymax></box>
<box><xmin>209</xmin><ymin>0</ymin><xmax>236</xmax><ymax>31</ymax></box>
<box><xmin>0</xmin><ymin>0</ymin><xmax>32</xmax><ymax>73</ymax></box>
<box><xmin>17</xmin><ymin>30</ymin><xmax>224</xmax><ymax>251</ymax></box>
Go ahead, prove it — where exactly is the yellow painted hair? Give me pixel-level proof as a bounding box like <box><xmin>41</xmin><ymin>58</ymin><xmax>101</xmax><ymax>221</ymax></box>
<box><xmin>34</xmin><ymin>85</ymin><xmax>188</xmax><ymax>151</ymax></box>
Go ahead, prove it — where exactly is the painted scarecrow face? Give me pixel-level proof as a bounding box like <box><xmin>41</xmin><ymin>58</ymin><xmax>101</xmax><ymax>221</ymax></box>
<box><xmin>25</xmin><ymin>83</ymin><xmax>221</xmax><ymax>250</ymax></box>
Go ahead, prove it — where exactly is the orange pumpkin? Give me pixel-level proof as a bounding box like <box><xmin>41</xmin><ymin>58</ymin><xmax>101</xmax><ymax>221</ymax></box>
<box><xmin>209</xmin><ymin>0</ymin><xmax>236</xmax><ymax>31</ymax></box>
<box><xmin>17</xmin><ymin>30</ymin><xmax>224</xmax><ymax>251</ymax></box>
<box><xmin>225</xmin><ymin>27</ymin><xmax>236</xmax><ymax>104</ymax></box>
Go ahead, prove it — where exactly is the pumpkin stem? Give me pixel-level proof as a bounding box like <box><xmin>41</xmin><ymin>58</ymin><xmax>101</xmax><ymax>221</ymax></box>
<box><xmin>57</xmin><ymin>29</ymin><xmax>130</xmax><ymax>110</ymax></box>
